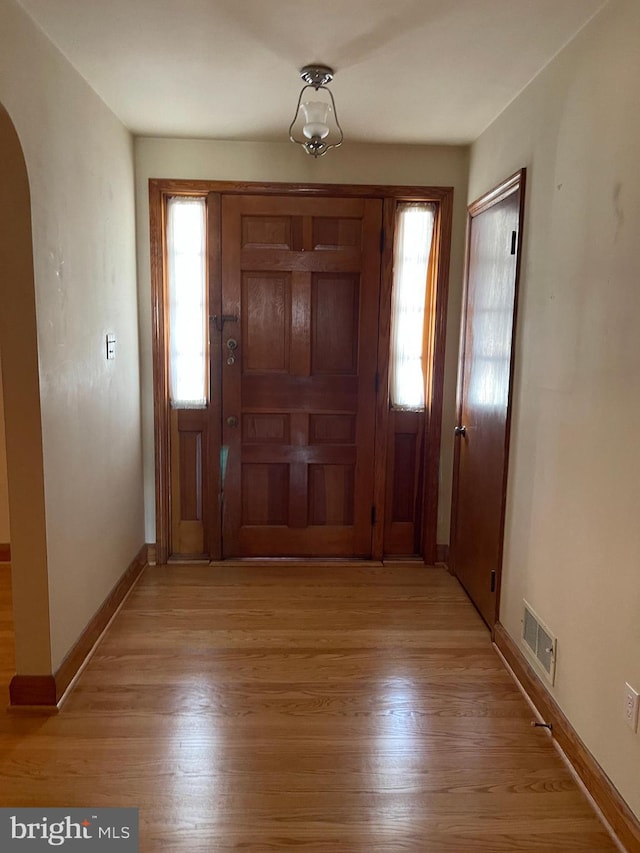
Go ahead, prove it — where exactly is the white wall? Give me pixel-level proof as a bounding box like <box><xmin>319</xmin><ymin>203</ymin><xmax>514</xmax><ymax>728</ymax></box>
<box><xmin>469</xmin><ymin>0</ymin><xmax>640</xmax><ymax>820</ymax></box>
<box><xmin>135</xmin><ymin>138</ymin><xmax>469</xmax><ymax>547</ymax></box>
<box><xmin>0</xmin><ymin>0</ymin><xmax>145</xmax><ymax>671</ymax></box>
<box><xmin>0</xmin><ymin>352</ymin><xmax>9</xmax><ymax>544</ymax></box>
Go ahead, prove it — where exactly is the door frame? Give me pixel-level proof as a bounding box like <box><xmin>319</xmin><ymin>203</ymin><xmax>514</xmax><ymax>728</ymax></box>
<box><xmin>450</xmin><ymin>168</ymin><xmax>526</xmax><ymax>628</ymax></box>
<box><xmin>149</xmin><ymin>179</ymin><xmax>454</xmax><ymax>565</ymax></box>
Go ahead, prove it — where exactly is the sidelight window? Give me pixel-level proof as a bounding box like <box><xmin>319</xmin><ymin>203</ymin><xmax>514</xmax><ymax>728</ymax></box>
<box><xmin>166</xmin><ymin>196</ymin><xmax>207</xmax><ymax>408</ymax></box>
<box><xmin>389</xmin><ymin>202</ymin><xmax>436</xmax><ymax>410</ymax></box>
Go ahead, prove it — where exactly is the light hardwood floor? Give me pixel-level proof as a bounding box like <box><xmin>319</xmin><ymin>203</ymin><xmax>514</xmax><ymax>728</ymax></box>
<box><xmin>0</xmin><ymin>562</ymin><xmax>620</xmax><ymax>851</ymax></box>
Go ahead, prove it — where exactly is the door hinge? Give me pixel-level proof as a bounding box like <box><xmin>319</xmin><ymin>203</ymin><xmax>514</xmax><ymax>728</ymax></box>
<box><xmin>490</xmin><ymin>569</ymin><xmax>496</xmax><ymax>593</ymax></box>
<box><xmin>380</xmin><ymin>228</ymin><xmax>385</xmax><ymax>254</ymax></box>
<box><xmin>371</xmin><ymin>505</ymin><xmax>377</xmax><ymax>525</ymax></box>
<box><xmin>510</xmin><ymin>231</ymin><xmax>517</xmax><ymax>255</ymax></box>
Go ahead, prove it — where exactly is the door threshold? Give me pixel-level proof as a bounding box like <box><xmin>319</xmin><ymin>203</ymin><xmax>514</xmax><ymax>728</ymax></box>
<box><xmin>167</xmin><ymin>556</ymin><xmax>210</xmax><ymax>564</ymax></box>
<box><xmin>208</xmin><ymin>558</ymin><xmax>385</xmax><ymax>567</ymax></box>
<box><xmin>382</xmin><ymin>556</ymin><xmax>426</xmax><ymax>565</ymax></box>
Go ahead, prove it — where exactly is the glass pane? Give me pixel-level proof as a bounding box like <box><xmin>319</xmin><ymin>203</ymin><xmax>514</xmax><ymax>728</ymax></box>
<box><xmin>389</xmin><ymin>203</ymin><xmax>436</xmax><ymax>410</ymax></box>
<box><xmin>167</xmin><ymin>197</ymin><xmax>207</xmax><ymax>408</ymax></box>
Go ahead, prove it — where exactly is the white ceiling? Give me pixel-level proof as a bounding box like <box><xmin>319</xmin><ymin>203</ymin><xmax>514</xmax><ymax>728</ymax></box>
<box><xmin>16</xmin><ymin>0</ymin><xmax>606</xmax><ymax>145</ymax></box>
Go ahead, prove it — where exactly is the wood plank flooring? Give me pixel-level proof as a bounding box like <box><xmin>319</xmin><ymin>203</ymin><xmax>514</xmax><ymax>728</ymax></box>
<box><xmin>0</xmin><ymin>563</ymin><xmax>619</xmax><ymax>851</ymax></box>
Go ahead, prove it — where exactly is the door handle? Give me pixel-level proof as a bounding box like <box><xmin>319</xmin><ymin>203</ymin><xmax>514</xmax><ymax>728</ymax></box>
<box><xmin>212</xmin><ymin>314</ymin><xmax>238</xmax><ymax>332</ymax></box>
<box><xmin>226</xmin><ymin>416</ymin><xmax>239</xmax><ymax>428</ymax></box>
<box><xmin>454</xmin><ymin>425</ymin><xmax>467</xmax><ymax>437</ymax></box>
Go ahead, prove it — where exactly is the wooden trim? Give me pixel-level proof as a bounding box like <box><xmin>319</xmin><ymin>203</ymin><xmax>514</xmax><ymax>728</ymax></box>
<box><xmin>150</xmin><ymin>179</ymin><xmax>454</xmax><ymax>563</ymax></box>
<box><xmin>371</xmin><ymin>198</ymin><xmax>396</xmax><ymax>560</ymax></box>
<box><xmin>468</xmin><ymin>169</ymin><xmax>524</xmax><ymax>217</ymax></box>
<box><xmin>494</xmin><ymin>621</ymin><xmax>640</xmax><ymax>852</ymax></box>
<box><xmin>0</xmin><ymin>542</ymin><xmax>10</xmax><ymax>562</ymax></box>
<box><xmin>9</xmin><ymin>545</ymin><xmax>147</xmax><ymax>709</ymax></box>
<box><xmin>435</xmin><ymin>544</ymin><xmax>449</xmax><ymax>566</ymax></box>
<box><xmin>54</xmin><ymin>544</ymin><xmax>147</xmax><ymax>701</ymax></box>
<box><xmin>422</xmin><ymin>190</ymin><xmax>453</xmax><ymax>565</ymax></box>
<box><xmin>149</xmin><ymin>178</ymin><xmax>453</xmax><ymax>202</ymax></box>
<box><xmin>146</xmin><ymin>543</ymin><xmax>157</xmax><ymax>566</ymax></box>
<box><xmin>150</xmin><ymin>180</ymin><xmax>171</xmax><ymax>566</ymax></box>
<box><xmin>9</xmin><ymin>675</ymin><xmax>57</xmax><ymax>707</ymax></box>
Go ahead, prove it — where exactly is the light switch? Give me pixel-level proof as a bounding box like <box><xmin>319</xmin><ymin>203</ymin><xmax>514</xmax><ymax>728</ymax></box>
<box><xmin>106</xmin><ymin>334</ymin><xmax>116</xmax><ymax>360</ymax></box>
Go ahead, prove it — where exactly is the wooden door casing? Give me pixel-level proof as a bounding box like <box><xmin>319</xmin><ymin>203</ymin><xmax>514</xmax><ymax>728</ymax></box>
<box><xmin>451</xmin><ymin>171</ymin><xmax>525</xmax><ymax>628</ymax></box>
<box><xmin>150</xmin><ymin>180</ymin><xmax>454</xmax><ymax>564</ymax></box>
<box><xmin>220</xmin><ymin>195</ymin><xmax>382</xmax><ymax>557</ymax></box>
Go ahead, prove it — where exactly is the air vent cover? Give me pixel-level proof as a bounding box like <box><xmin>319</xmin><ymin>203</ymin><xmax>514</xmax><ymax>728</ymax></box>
<box><xmin>522</xmin><ymin>600</ymin><xmax>557</xmax><ymax>685</ymax></box>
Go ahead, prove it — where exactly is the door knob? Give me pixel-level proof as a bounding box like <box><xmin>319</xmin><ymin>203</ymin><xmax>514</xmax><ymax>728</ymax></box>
<box><xmin>226</xmin><ymin>338</ymin><xmax>238</xmax><ymax>365</ymax></box>
<box><xmin>226</xmin><ymin>416</ymin><xmax>239</xmax><ymax>428</ymax></box>
<box><xmin>454</xmin><ymin>425</ymin><xmax>467</xmax><ymax>437</ymax></box>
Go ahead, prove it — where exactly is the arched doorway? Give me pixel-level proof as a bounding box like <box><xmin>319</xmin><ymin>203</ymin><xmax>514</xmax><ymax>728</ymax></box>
<box><xmin>0</xmin><ymin>103</ymin><xmax>53</xmax><ymax>701</ymax></box>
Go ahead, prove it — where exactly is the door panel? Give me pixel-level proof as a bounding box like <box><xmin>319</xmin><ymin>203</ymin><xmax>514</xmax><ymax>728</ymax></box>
<box><xmin>383</xmin><ymin>410</ymin><xmax>424</xmax><ymax>556</ymax></box>
<box><xmin>243</xmin><ymin>273</ymin><xmax>290</xmax><ymax>372</ymax></box>
<box><xmin>451</xmin><ymin>172</ymin><xmax>525</xmax><ymax>627</ymax></box>
<box><xmin>221</xmin><ymin>195</ymin><xmax>382</xmax><ymax>557</ymax></box>
<box><xmin>170</xmin><ymin>408</ymin><xmax>209</xmax><ymax>558</ymax></box>
<box><xmin>312</xmin><ymin>274</ymin><xmax>358</xmax><ymax>372</ymax></box>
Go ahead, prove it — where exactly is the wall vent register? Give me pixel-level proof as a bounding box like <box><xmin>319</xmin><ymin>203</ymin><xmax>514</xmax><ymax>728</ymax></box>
<box><xmin>522</xmin><ymin>600</ymin><xmax>557</xmax><ymax>685</ymax></box>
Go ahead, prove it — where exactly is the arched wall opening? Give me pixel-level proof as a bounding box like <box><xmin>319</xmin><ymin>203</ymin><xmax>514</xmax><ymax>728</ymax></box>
<box><xmin>0</xmin><ymin>102</ymin><xmax>53</xmax><ymax>688</ymax></box>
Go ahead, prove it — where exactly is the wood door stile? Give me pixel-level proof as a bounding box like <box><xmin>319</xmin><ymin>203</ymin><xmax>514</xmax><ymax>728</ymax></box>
<box><xmin>207</xmin><ymin>192</ymin><xmax>223</xmax><ymax>560</ymax></box>
<box><xmin>371</xmin><ymin>197</ymin><xmax>397</xmax><ymax>560</ymax></box>
<box><xmin>221</xmin><ymin>195</ymin><xmax>382</xmax><ymax>558</ymax></box>
<box><xmin>420</xmin><ymin>190</ymin><xmax>453</xmax><ymax>565</ymax></box>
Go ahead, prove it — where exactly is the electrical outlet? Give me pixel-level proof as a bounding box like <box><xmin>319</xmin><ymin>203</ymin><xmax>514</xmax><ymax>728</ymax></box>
<box><xmin>624</xmin><ymin>683</ymin><xmax>639</xmax><ymax>732</ymax></box>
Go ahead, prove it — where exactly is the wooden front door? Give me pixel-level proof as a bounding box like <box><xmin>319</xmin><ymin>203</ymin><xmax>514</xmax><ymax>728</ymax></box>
<box><xmin>450</xmin><ymin>171</ymin><xmax>525</xmax><ymax>627</ymax></box>
<box><xmin>220</xmin><ymin>195</ymin><xmax>382</xmax><ymax>557</ymax></box>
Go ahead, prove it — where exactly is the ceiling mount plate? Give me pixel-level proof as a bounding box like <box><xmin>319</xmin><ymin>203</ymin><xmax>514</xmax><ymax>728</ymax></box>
<box><xmin>300</xmin><ymin>65</ymin><xmax>334</xmax><ymax>87</ymax></box>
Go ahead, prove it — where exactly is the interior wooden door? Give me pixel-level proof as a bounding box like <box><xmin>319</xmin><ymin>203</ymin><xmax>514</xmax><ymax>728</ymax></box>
<box><xmin>220</xmin><ymin>195</ymin><xmax>382</xmax><ymax>557</ymax></box>
<box><xmin>450</xmin><ymin>171</ymin><xmax>525</xmax><ymax>627</ymax></box>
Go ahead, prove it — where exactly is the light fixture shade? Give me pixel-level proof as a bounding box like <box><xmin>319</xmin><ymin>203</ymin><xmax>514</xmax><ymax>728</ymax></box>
<box><xmin>301</xmin><ymin>101</ymin><xmax>331</xmax><ymax>140</ymax></box>
<box><xmin>289</xmin><ymin>65</ymin><xmax>343</xmax><ymax>158</ymax></box>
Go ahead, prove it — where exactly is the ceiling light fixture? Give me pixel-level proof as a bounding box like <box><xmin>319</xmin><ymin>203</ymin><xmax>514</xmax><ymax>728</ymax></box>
<box><xmin>289</xmin><ymin>65</ymin><xmax>343</xmax><ymax>158</ymax></box>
